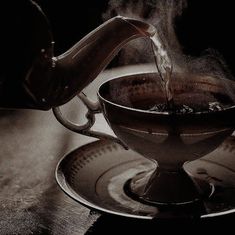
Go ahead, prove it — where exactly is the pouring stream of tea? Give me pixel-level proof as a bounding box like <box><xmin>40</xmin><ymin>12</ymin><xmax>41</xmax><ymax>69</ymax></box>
<box><xmin>150</xmin><ymin>32</ymin><xmax>227</xmax><ymax>113</ymax></box>
<box><xmin>151</xmin><ymin>32</ymin><xmax>174</xmax><ymax>110</ymax></box>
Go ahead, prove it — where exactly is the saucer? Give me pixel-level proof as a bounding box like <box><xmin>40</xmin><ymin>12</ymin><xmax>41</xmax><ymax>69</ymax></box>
<box><xmin>56</xmin><ymin>135</ymin><xmax>235</xmax><ymax>219</ymax></box>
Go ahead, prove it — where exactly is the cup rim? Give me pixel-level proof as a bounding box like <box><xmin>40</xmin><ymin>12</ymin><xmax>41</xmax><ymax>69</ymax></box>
<box><xmin>97</xmin><ymin>72</ymin><xmax>235</xmax><ymax>116</ymax></box>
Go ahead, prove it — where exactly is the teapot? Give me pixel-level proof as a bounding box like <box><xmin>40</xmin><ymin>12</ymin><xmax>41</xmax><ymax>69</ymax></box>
<box><xmin>0</xmin><ymin>0</ymin><xmax>155</xmax><ymax>110</ymax></box>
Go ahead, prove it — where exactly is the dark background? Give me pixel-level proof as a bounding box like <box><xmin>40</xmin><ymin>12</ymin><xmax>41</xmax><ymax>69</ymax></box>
<box><xmin>35</xmin><ymin>0</ymin><xmax>235</xmax><ymax>76</ymax></box>
<box><xmin>36</xmin><ymin>0</ymin><xmax>108</xmax><ymax>55</ymax></box>
<box><xmin>1</xmin><ymin>0</ymin><xmax>235</xmax><ymax>75</ymax></box>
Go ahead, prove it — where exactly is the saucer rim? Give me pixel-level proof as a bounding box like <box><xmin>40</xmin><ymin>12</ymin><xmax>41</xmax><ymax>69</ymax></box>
<box><xmin>55</xmin><ymin>140</ymin><xmax>153</xmax><ymax>220</ymax></box>
<box><xmin>55</xmin><ymin>140</ymin><xmax>235</xmax><ymax>220</ymax></box>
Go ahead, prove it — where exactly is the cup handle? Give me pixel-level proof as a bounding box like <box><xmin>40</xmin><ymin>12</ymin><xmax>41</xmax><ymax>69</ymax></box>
<box><xmin>53</xmin><ymin>92</ymin><xmax>127</xmax><ymax>149</ymax></box>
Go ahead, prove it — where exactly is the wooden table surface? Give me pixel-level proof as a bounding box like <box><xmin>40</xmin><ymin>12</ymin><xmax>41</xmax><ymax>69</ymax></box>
<box><xmin>1</xmin><ymin>65</ymin><xmax>235</xmax><ymax>234</ymax></box>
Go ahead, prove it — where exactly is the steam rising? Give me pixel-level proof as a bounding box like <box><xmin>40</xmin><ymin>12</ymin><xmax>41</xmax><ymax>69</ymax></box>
<box><xmin>103</xmin><ymin>0</ymin><xmax>235</xmax><ymax>104</ymax></box>
<box><xmin>103</xmin><ymin>0</ymin><xmax>186</xmax><ymax>68</ymax></box>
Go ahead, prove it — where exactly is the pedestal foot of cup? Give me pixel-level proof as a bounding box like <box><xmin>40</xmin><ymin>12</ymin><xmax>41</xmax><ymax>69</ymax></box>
<box><xmin>124</xmin><ymin>166</ymin><xmax>214</xmax><ymax>205</ymax></box>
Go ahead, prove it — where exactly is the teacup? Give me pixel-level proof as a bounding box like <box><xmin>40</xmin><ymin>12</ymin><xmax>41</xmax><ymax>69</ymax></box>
<box><xmin>53</xmin><ymin>72</ymin><xmax>235</xmax><ymax>204</ymax></box>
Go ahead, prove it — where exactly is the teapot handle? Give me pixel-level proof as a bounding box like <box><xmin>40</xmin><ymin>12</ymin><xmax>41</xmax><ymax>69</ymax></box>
<box><xmin>53</xmin><ymin>93</ymin><xmax>127</xmax><ymax>149</ymax></box>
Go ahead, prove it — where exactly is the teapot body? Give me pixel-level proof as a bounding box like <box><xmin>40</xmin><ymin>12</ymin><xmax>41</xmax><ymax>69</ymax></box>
<box><xmin>0</xmin><ymin>1</ymin><xmax>155</xmax><ymax>110</ymax></box>
<box><xmin>0</xmin><ymin>0</ymin><xmax>53</xmax><ymax>109</ymax></box>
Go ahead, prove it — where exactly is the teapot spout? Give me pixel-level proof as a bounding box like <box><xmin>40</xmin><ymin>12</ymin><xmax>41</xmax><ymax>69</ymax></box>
<box><xmin>120</xmin><ymin>17</ymin><xmax>156</xmax><ymax>36</ymax></box>
<box><xmin>25</xmin><ymin>16</ymin><xmax>156</xmax><ymax>110</ymax></box>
